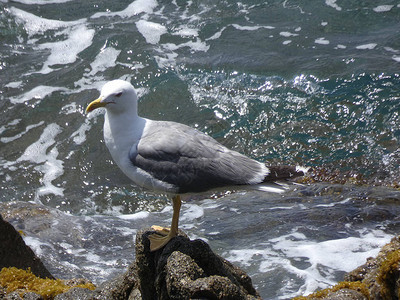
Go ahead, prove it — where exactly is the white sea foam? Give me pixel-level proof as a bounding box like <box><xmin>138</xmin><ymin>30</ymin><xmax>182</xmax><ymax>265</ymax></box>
<box><xmin>5</xmin><ymin>81</ymin><xmax>23</xmax><ymax>88</ymax></box>
<box><xmin>206</xmin><ymin>23</ymin><xmax>274</xmax><ymax>41</ymax></box>
<box><xmin>9</xmin><ymin>7</ymin><xmax>79</xmax><ymax>36</ymax></box>
<box><xmin>392</xmin><ymin>55</ymin><xmax>400</xmax><ymax>62</ymax></box>
<box><xmin>9</xmin><ymin>86</ymin><xmax>68</xmax><ymax>104</ymax></box>
<box><xmin>23</xmin><ymin>236</ymin><xmax>54</xmax><ymax>256</ymax></box>
<box><xmin>70</xmin><ymin>119</ymin><xmax>92</xmax><ymax>145</ymax></box>
<box><xmin>181</xmin><ymin>204</ymin><xmax>204</xmax><ymax>221</ymax></box>
<box><xmin>12</xmin><ymin>0</ymin><xmax>75</xmax><ymax>4</ymax></box>
<box><xmin>280</xmin><ymin>31</ymin><xmax>298</xmax><ymax>37</ymax></box>
<box><xmin>1</xmin><ymin>121</ymin><xmax>44</xmax><ymax>143</ymax></box>
<box><xmin>271</xmin><ymin>228</ymin><xmax>392</xmax><ymax>296</ymax></box>
<box><xmin>172</xmin><ymin>26</ymin><xmax>198</xmax><ymax>37</ymax></box>
<box><xmin>268</xmin><ymin>205</ymin><xmax>295</xmax><ymax>210</ymax></box>
<box><xmin>17</xmin><ymin>123</ymin><xmax>64</xmax><ymax>199</ymax></box>
<box><xmin>60</xmin><ymin>102</ymin><xmax>79</xmax><ymax>115</ymax></box>
<box><xmin>0</xmin><ymin>119</ymin><xmax>21</xmax><ymax>135</ymax></box>
<box><xmin>118</xmin><ymin>211</ymin><xmax>150</xmax><ymax>220</ymax></box>
<box><xmin>225</xmin><ymin>248</ymin><xmax>272</xmax><ymax>267</ymax></box>
<box><xmin>74</xmin><ymin>78</ymin><xmax>108</xmax><ymax>94</ymax></box>
<box><xmin>384</xmin><ymin>47</ymin><xmax>399</xmax><ymax>53</ymax></box>
<box><xmin>115</xmin><ymin>227</ymin><xmax>138</xmax><ymax>237</ymax></box>
<box><xmin>232</xmin><ymin>24</ymin><xmax>275</xmax><ymax>31</ymax></box>
<box><xmin>325</xmin><ymin>0</ymin><xmax>342</xmax><ymax>11</ymax></box>
<box><xmin>87</xmin><ymin>47</ymin><xmax>121</xmax><ymax>76</ymax></box>
<box><xmin>163</xmin><ymin>39</ymin><xmax>209</xmax><ymax>52</ymax></box>
<box><xmin>91</xmin><ymin>0</ymin><xmax>158</xmax><ymax>19</ymax></box>
<box><xmin>136</xmin><ymin>20</ymin><xmax>167</xmax><ymax>45</ymax></box>
<box><xmin>71</xmin><ymin>44</ymin><xmax>127</xmax><ymax>90</ymax></box>
<box><xmin>200</xmin><ymin>199</ymin><xmax>223</xmax><ymax>210</ymax></box>
<box><xmin>17</xmin><ymin>123</ymin><xmax>61</xmax><ymax>164</ymax></box>
<box><xmin>256</xmin><ymin>185</ymin><xmax>285</xmax><ymax>193</ymax></box>
<box><xmin>206</xmin><ymin>26</ymin><xmax>227</xmax><ymax>41</ymax></box>
<box><xmin>37</xmin><ymin>25</ymin><xmax>95</xmax><ymax>74</ymax></box>
<box><xmin>224</xmin><ymin>226</ymin><xmax>392</xmax><ymax>298</ymax></box>
<box><xmin>315</xmin><ymin>197</ymin><xmax>352</xmax><ymax>208</ymax></box>
<box><xmin>9</xmin><ymin>7</ymin><xmax>94</xmax><ymax>74</ymax></box>
<box><xmin>155</xmin><ymin>37</ymin><xmax>209</xmax><ymax>68</ymax></box>
<box><xmin>356</xmin><ymin>43</ymin><xmax>377</xmax><ymax>50</ymax></box>
<box><xmin>373</xmin><ymin>5</ymin><xmax>394</xmax><ymax>13</ymax></box>
<box><xmin>314</xmin><ymin>37</ymin><xmax>330</xmax><ymax>45</ymax></box>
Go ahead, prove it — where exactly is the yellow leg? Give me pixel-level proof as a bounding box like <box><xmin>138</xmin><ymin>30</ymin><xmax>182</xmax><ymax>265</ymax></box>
<box><xmin>149</xmin><ymin>195</ymin><xmax>181</xmax><ymax>252</ymax></box>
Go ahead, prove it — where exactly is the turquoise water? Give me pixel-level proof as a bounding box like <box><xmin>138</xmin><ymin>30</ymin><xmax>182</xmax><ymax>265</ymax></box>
<box><xmin>1</xmin><ymin>1</ymin><xmax>400</xmax><ymax>298</ymax></box>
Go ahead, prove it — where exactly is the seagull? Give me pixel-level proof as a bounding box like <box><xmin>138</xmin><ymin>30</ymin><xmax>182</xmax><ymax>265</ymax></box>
<box><xmin>86</xmin><ymin>80</ymin><xmax>307</xmax><ymax>251</ymax></box>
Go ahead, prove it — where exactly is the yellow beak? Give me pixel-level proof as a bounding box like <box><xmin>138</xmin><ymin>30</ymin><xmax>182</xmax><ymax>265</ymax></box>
<box><xmin>86</xmin><ymin>97</ymin><xmax>106</xmax><ymax>113</ymax></box>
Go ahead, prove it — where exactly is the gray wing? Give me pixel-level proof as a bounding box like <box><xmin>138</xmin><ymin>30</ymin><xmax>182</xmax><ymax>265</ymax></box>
<box><xmin>129</xmin><ymin>121</ymin><xmax>266</xmax><ymax>193</ymax></box>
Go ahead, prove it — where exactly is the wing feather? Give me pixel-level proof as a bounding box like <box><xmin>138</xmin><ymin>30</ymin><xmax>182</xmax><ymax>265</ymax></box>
<box><xmin>129</xmin><ymin>121</ymin><xmax>266</xmax><ymax>193</ymax></box>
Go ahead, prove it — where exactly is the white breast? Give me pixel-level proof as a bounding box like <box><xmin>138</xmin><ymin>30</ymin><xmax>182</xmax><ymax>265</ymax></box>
<box><xmin>103</xmin><ymin>114</ymin><xmax>177</xmax><ymax>193</ymax></box>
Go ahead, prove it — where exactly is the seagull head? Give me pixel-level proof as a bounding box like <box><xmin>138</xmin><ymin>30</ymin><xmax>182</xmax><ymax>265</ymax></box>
<box><xmin>86</xmin><ymin>80</ymin><xmax>138</xmax><ymax>115</ymax></box>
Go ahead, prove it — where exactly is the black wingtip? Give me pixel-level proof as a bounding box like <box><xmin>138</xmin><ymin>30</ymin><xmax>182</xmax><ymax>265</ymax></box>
<box><xmin>264</xmin><ymin>165</ymin><xmax>309</xmax><ymax>181</ymax></box>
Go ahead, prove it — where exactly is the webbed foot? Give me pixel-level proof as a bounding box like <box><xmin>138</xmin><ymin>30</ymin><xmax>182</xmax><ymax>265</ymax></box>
<box><xmin>148</xmin><ymin>195</ymin><xmax>182</xmax><ymax>252</ymax></box>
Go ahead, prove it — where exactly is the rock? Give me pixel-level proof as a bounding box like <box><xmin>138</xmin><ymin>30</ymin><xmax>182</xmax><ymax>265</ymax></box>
<box><xmin>135</xmin><ymin>228</ymin><xmax>261</xmax><ymax>300</ymax></box>
<box><xmin>82</xmin><ymin>228</ymin><xmax>260</xmax><ymax>299</ymax></box>
<box><xmin>321</xmin><ymin>288</ymin><xmax>367</xmax><ymax>300</ymax></box>
<box><xmin>53</xmin><ymin>287</ymin><xmax>95</xmax><ymax>300</ymax></box>
<box><xmin>0</xmin><ymin>213</ymin><xmax>54</xmax><ymax>279</ymax></box>
<box><xmin>0</xmin><ymin>287</ymin><xmax>6</xmax><ymax>298</ymax></box>
<box><xmin>1</xmin><ymin>291</ymin><xmax>43</xmax><ymax>300</ymax></box>
<box><xmin>4</xmin><ymin>292</ymin><xmax>23</xmax><ymax>300</ymax></box>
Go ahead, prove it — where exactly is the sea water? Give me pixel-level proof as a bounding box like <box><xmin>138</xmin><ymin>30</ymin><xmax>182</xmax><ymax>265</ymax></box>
<box><xmin>1</xmin><ymin>1</ymin><xmax>400</xmax><ymax>299</ymax></box>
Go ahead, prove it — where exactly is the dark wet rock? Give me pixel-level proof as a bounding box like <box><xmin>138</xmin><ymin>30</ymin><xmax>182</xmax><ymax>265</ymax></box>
<box><xmin>0</xmin><ymin>213</ymin><xmax>54</xmax><ymax>279</ymax></box>
<box><xmin>135</xmin><ymin>228</ymin><xmax>261</xmax><ymax>300</ymax></box>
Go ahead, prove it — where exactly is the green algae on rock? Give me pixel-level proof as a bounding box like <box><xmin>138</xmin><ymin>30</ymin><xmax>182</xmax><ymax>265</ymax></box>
<box><xmin>0</xmin><ymin>267</ymin><xmax>95</xmax><ymax>300</ymax></box>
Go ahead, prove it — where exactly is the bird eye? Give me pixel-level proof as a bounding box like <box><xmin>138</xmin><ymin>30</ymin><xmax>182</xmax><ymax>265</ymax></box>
<box><xmin>115</xmin><ymin>92</ymin><xmax>123</xmax><ymax>97</ymax></box>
